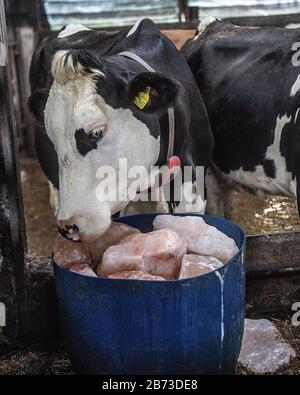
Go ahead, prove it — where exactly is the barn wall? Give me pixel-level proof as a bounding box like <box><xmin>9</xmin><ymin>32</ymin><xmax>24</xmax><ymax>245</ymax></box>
<box><xmin>43</xmin><ymin>0</ymin><xmax>180</xmax><ymax>30</ymax></box>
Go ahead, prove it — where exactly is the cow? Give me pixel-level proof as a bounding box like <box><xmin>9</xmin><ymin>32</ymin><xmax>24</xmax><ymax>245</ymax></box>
<box><xmin>181</xmin><ymin>17</ymin><xmax>300</xmax><ymax>218</ymax></box>
<box><xmin>28</xmin><ymin>19</ymin><xmax>214</xmax><ymax>242</ymax></box>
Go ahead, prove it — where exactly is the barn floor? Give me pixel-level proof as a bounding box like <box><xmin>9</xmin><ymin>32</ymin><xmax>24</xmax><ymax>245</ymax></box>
<box><xmin>20</xmin><ymin>158</ymin><xmax>57</xmax><ymax>256</ymax></box>
<box><xmin>4</xmin><ymin>158</ymin><xmax>297</xmax><ymax>375</ymax></box>
<box><xmin>0</xmin><ymin>315</ymin><xmax>299</xmax><ymax>375</ymax></box>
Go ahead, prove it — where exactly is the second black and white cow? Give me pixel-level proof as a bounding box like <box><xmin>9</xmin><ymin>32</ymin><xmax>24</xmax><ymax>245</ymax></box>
<box><xmin>29</xmin><ymin>19</ymin><xmax>213</xmax><ymax>242</ymax></box>
<box><xmin>181</xmin><ymin>17</ymin><xmax>300</xmax><ymax>217</ymax></box>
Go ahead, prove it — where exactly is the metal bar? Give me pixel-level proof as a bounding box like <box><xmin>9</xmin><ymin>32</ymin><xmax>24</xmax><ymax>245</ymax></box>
<box><xmin>246</xmin><ymin>232</ymin><xmax>300</xmax><ymax>274</ymax></box>
<box><xmin>38</xmin><ymin>11</ymin><xmax>300</xmax><ymax>37</ymax></box>
<box><xmin>246</xmin><ymin>274</ymin><xmax>300</xmax><ymax>316</ymax></box>
<box><xmin>40</xmin><ymin>21</ymin><xmax>198</xmax><ymax>36</ymax></box>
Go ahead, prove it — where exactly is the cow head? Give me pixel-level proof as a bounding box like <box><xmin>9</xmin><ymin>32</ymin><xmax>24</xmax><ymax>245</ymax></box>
<box><xmin>29</xmin><ymin>49</ymin><xmax>179</xmax><ymax>242</ymax></box>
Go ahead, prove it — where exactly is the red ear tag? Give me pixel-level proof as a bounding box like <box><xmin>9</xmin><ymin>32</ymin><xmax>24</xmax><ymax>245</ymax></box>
<box><xmin>167</xmin><ymin>156</ymin><xmax>181</xmax><ymax>169</ymax></box>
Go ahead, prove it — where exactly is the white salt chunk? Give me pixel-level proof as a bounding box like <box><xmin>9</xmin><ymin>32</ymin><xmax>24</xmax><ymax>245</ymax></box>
<box><xmin>179</xmin><ymin>254</ymin><xmax>223</xmax><ymax>279</ymax></box>
<box><xmin>153</xmin><ymin>215</ymin><xmax>238</xmax><ymax>263</ymax></box>
<box><xmin>238</xmin><ymin>319</ymin><xmax>296</xmax><ymax>374</ymax></box>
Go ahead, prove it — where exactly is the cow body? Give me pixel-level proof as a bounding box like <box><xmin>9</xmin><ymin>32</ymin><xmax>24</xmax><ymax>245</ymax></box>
<box><xmin>181</xmin><ymin>18</ymin><xmax>300</xmax><ymax>216</ymax></box>
<box><xmin>29</xmin><ymin>19</ymin><xmax>213</xmax><ymax>241</ymax></box>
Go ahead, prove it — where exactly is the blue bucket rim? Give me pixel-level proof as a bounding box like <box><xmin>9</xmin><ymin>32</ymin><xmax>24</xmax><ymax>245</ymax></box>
<box><xmin>53</xmin><ymin>213</ymin><xmax>246</xmax><ymax>284</ymax></box>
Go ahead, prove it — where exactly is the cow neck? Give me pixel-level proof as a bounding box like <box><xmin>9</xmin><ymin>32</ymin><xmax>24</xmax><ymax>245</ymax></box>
<box><xmin>117</xmin><ymin>51</ymin><xmax>176</xmax><ymax>165</ymax></box>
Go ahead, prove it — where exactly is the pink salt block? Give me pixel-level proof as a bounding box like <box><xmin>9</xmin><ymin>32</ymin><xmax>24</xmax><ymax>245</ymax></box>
<box><xmin>52</xmin><ymin>234</ymin><xmax>91</xmax><ymax>269</ymax></box>
<box><xmin>107</xmin><ymin>271</ymin><xmax>166</xmax><ymax>281</ymax></box>
<box><xmin>85</xmin><ymin>222</ymin><xmax>140</xmax><ymax>269</ymax></box>
<box><xmin>69</xmin><ymin>263</ymin><xmax>97</xmax><ymax>277</ymax></box>
<box><xmin>153</xmin><ymin>215</ymin><xmax>238</xmax><ymax>263</ymax></box>
<box><xmin>179</xmin><ymin>254</ymin><xmax>223</xmax><ymax>279</ymax></box>
<box><xmin>98</xmin><ymin>229</ymin><xmax>187</xmax><ymax>280</ymax></box>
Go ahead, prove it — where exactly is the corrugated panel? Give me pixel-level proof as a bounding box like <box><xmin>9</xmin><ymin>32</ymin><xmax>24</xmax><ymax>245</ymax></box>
<box><xmin>43</xmin><ymin>0</ymin><xmax>300</xmax><ymax>31</ymax></box>
<box><xmin>43</xmin><ymin>0</ymin><xmax>179</xmax><ymax>30</ymax></box>
<box><xmin>190</xmin><ymin>0</ymin><xmax>300</xmax><ymax>18</ymax></box>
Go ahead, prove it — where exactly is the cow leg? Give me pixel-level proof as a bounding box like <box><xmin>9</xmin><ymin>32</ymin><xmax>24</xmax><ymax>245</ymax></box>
<box><xmin>205</xmin><ymin>166</ymin><xmax>225</xmax><ymax>216</ymax></box>
<box><xmin>295</xmin><ymin>176</ymin><xmax>300</xmax><ymax>217</ymax></box>
<box><xmin>120</xmin><ymin>188</ymin><xmax>170</xmax><ymax>216</ymax></box>
<box><xmin>205</xmin><ymin>165</ymin><xmax>240</xmax><ymax>219</ymax></box>
<box><xmin>121</xmin><ymin>177</ymin><xmax>212</xmax><ymax>216</ymax></box>
<box><xmin>48</xmin><ymin>181</ymin><xmax>59</xmax><ymax>215</ymax></box>
<box><xmin>120</xmin><ymin>200</ymin><xmax>169</xmax><ymax>215</ymax></box>
<box><xmin>123</xmin><ymin>181</ymin><xmax>207</xmax><ymax>216</ymax></box>
<box><xmin>223</xmin><ymin>185</ymin><xmax>240</xmax><ymax>220</ymax></box>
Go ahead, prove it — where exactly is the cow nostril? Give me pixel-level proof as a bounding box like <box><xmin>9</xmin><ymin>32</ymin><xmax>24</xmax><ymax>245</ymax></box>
<box><xmin>58</xmin><ymin>224</ymin><xmax>80</xmax><ymax>242</ymax></box>
<box><xmin>65</xmin><ymin>224</ymin><xmax>78</xmax><ymax>232</ymax></box>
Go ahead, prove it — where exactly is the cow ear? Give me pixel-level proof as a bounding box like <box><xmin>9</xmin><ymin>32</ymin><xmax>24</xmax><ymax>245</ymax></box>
<box><xmin>128</xmin><ymin>72</ymin><xmax>180</xmax><ymax>112</ymax></box>
<box><xmin>28</xmin><ymin>88</ymin><xmax>49</xmax><ymax>124</ymax></box>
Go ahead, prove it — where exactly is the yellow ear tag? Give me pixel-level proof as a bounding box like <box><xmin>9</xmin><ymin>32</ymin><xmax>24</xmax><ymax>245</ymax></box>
<box><xmin>133</xmin><ymin>86</ymin><xmax>151</xmax><ymax>109</ymax></box>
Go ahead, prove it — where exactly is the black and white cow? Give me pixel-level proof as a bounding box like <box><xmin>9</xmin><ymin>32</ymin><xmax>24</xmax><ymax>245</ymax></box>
<box><xmin>181</xmin><ymin>17</ymin><xmax>300</xmax><ymax>217</ymax></box>
<box><xmin>28</xmin><ymin>19</ymin><xmax>213</xmax><ymax>242</ymax></box>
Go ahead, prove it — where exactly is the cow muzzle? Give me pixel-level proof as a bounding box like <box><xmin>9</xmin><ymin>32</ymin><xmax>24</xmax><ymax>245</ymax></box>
<box><xmin>56</xmin><ymin>205</ymin><xmax>112</xmax><ymax>243</ymax></box>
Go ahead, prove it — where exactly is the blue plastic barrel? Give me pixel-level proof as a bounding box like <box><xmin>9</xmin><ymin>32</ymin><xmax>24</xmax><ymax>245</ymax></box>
<box><xmin>53</xmin><ymin>214</ymin><xmax>246</xmax><ymax>375</ymax></box>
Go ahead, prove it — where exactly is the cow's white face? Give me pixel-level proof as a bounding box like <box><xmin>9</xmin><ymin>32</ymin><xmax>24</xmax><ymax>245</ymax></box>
<box><xmin>45</xmin><ymin>73</ymin><xmax>160</xmax><ymax>241</ymax></box>
<box><xmin>43</xmin><ymin>51</ymin><xmax>178</xmax><ymax>242</ymax></box>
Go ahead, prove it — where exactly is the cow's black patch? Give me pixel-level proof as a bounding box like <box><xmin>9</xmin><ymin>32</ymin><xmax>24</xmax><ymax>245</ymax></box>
<box><xmin>181</xmin><ymin>19</ymin><xmax>300</xmax><ymax>216</ymax></box>
<box><xmin>28</xmin><ymin>88</ymin><xmax>49</xmax><ymax>125</ymax></box>
<box><xmin>35</xmin><ymin>129</ymin><xmax>59</xmax><ymax>189</ymax></box>
<box><xmin>262</xmin><ymin>159</ymin><xmax>276</xmax><ymax>178</ymax></box>
<box><xmin>75</xmin><ymin>128</ymin><xmax>98</xmax><ymax>156</ymax></box>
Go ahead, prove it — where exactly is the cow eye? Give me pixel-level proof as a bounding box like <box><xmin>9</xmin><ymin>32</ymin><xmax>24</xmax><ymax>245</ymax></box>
<box><xmin>88</xmin><ymin>126</ymin><xmax>106</xmax><ymax>142</ymax></box>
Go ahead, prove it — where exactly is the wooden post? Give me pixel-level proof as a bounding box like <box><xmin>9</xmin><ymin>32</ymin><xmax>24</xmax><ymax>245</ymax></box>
<box><xmin>178</xmin><ymin>0</ymin><xmax>189</xmax><ymax>23</ymax></box>
<box><xmin>0</xmin><ymin>0</ymin><xmax>28</xmax><ymax>344</ymax></box>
